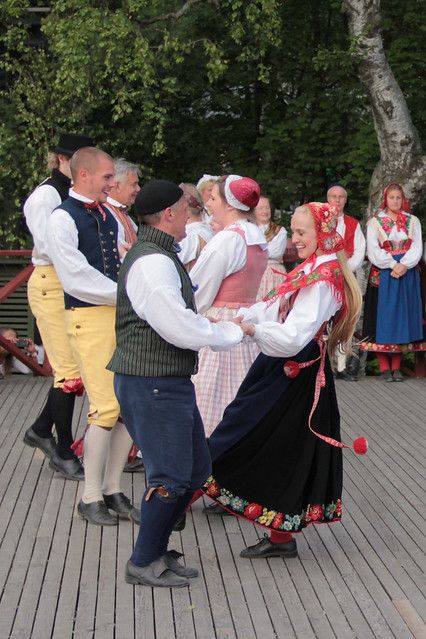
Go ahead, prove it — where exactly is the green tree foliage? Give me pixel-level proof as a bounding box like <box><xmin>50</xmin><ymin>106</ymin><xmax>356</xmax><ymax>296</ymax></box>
<box><xmin>0</xmin><ymin>0</ymin><xmax>424</xmax><ymax>247</ymax></box>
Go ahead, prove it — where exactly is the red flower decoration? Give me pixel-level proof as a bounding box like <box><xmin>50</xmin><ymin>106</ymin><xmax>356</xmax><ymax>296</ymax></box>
<box><xmin>283</xmin><ymin>360</ymin><xmax>300</xmax><ymax>378</ymax></box>
<box><xmin>62</xmin><ymin>377</ymin><xmax>85</xmax><ymax>396</ymax></box>
<box><xmin>335</xmin><ymin>500</ymin><xmax>342</xmax><ymax>517</ymax></box>
<box><xmin>308</xmin><ymin>505</ymin><xmax>324</xmax><ymax>521</ymax></box>
<box><xmin>244</xmin><ymin>503</ymin><xmax>263</xmax><ymax>520</ymax></box>
<box><xmin>272</xmin><ymin>513</ymin><xmax>283</xmax><ymax>529</ymax></box>
<box><xmin>206</xmin><ymin>482</ymin><xmax>220</xmax><ymax>497</ymax></box>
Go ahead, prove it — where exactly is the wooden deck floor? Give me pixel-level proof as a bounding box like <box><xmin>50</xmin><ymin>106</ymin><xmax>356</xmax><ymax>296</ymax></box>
<box><xmin>0</xmin><ymin>374</ymin><xmax>425</xmax><ymax>639</ymax></box>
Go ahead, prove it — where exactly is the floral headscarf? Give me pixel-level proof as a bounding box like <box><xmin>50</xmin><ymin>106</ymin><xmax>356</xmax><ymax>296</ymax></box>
<box><xmin>303</xmin><ymin>202</ymin><xmax>345</xmax><ymax>254</ymax></box>
<box><xmin>380</xmin><ymin>183</ymin><xmax>410</xmax><ymax>233</ymax></box>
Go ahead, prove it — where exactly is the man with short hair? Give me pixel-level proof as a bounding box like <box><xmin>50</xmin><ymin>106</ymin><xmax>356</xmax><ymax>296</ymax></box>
<box><xmin>108</xmin><ymin>179</ymin><xmax>243</xmax><ymax>588</ymax></box>
<box><xmin>105</xmin><ymin>158</ymin><xmax>140</xmax><ymax>254</ymax></box>
<box><xmin>327</xmin><ymin>185</ymin><xmax>366</xmax><ymax>380</ymax></box>
<box><xmin>47</xmin><ymin>147</ymin><xmax>137</xmax><ymax>526</ymax></box>
<box><xmin>23</xmin><ymin>132</ymin><xmax>93</xmax><ymax>480</ymax></box>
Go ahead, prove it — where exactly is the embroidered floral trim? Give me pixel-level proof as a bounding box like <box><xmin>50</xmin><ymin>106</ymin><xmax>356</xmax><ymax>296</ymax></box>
<box><xmin>204</xmin><ymin>476</ymin><xmax>342</xmax><ymax>532</ymax></box>
<box><xmin>264</xmin><ymin>261</ymin><xmax>344</xmax><ymax>308</ymax></box>
<box><xmin>360</xmin><ymin>341</ymin><xmax>426</xmax><ymax>353</ymax></box>
<box><xmin>377</xmin><ymin>214</ymin><xmax>409</xmax><ymax>236</ymax></box>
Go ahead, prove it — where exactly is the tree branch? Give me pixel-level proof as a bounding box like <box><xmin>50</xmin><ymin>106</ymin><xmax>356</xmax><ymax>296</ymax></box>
<box><xmin>141</xmin><ymin>0</ymin><xmax>220</xmax><ymax>26</ymax></box>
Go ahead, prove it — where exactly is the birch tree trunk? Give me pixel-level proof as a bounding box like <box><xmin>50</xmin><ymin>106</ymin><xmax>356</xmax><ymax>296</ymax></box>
<box><xmin>342</xmin><ymin>0</ymin><xmax>426</xmax><ymax>217</ymax></box>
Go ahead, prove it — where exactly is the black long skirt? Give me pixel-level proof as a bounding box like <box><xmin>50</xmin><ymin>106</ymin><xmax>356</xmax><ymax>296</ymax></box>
<box><xmin>204</xmin><ymin>341</ymin><xmax>343</xmax><ymax>533</ymax></box>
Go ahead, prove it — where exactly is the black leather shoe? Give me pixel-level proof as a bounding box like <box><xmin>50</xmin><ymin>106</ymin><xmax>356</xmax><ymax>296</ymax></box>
<box><xmin>123</xmin><ymin>457</ymin><xmax>145</xmax><ymax>473</ymax></box>
<box><xmin>49</xmin><ymin>452</ymin><xmax>84</xmax><ymax>481</ymax></box>
<box><xmin>392</xmin><ymin>369</ymin><xmax>404</xmax><ymax>382</ymax></box>
<box><xmin>240</xmin><ymin>535</ymin><xmax>298</xmax><ymax>559</ymax></box>
<box><xmin>23</xmin><ymin>427</ymin><xmax>56</xmax><ymax>458</ymax></box>
<box><xmin>172</xmin><ymin>513</ymin><xmax>186</xmax><ymax>531</ymax></box>
<box><xmin>334</xmin><ymin>370</ymin><xmax>350</xmax><ymax>381</ymax></box>
<box><xmin>77</xmin><ymin>499</ymin><xmax>118</xmax><ymax>526</ymax></box>
<box><xmin>103</xmin><ymin>492</ymin><xmax>140</xmax><ymax>525</ymax></box>
<box><xmin>125</xmin><ymin>557</ymin><xmax>189</xmax><ymax>588</ymax></box>
<box><xmin>202</xmin><ymin>502</ymin><xmax>232</xmax><ymax>516</ymax></box>
<box><xmin>381</xmin><ymin>369</ymin><xmax>393</xmax><ymax>382</ymax></box>
<box><xmin>164</xmin><ymin>550</ymin><xmax>198</xmax><ymax>578</ymax></box>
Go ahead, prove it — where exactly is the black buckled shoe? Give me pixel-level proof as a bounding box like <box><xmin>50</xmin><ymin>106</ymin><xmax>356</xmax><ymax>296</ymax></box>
<box><xmin>123</xmin><ymin>457</ymin><xmax>145</xmax><ymax>473</ymax></box>
<box><xmin>23</xmin><ymin>427</ymin><xmax>56</xmax><ymax>458</ymax></box>
<box><xmin>240</xmin><ymin>535</ymin><xmax>298</xmax><ymax>559</ymax></box>
<box><xmin>164</xmin><ymin>550</ymin><xmax>198</xmax><ymax>578</ymax></box>
<box><xmin>49</xmin><ymin>452</ymin><xmax>84</xmax><ymax>481</ymax></box>
<box><xmin>202</xmin><ymin>502</ymin><xmax>232</xmax><ymax>516</ymax></box>
<box><xmin>125</xmin><ymin>557</ymin><xmax>189</xmax><ymax>588</ymax></box>
<box><xmin>103</xmin><ymin>492</ymin><xmax>140</xmax><ymax>525</ymax></box>
<box><xmin>392</xmin><ymin>369</ymin><xmax>404</xmax><ymax>382</ymax></box>
<box><xmin>172</xmin><ymin>513</ymin><xmax>186</xmax><ymax>531</ymax></box>
<box><xmin>77</xmin><ymin>499</ymin><xmax>118</xmax><ymax>526</ymax></box>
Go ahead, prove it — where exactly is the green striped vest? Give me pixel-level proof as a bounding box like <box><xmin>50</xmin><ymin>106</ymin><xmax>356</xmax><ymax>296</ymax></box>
<box><xmin>108</xmin><ymin>225</ymin><xmax>198</xmax><ymax>377</ymax></box>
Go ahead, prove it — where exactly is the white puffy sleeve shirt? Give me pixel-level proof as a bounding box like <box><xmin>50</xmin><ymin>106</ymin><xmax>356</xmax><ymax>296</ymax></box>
<box><xmin>179</xmin><ymin>221</ymin><xmax>213</xmax><ymax>265</ymax></box>
<box><xmin>366</xmin><ymin>213</ymin><xmax>423</xmax><ymax>270</ymax></box>
<box><xmin>238</xmin><ymin>254</ymin><xmax>341</xmax><ymax>358</ymax></box>
<box><xmin>266</xmin><ymin>226</ymin><xmax>287</xmax><ymax>261</ymax></box>
<box><xmin>24</xmin><ymin>184</ymin><xmax>62</xmax><ymax>266</ymax></box>
<box><xmin>46</xmin><ymin>189</ymin><xmax>117</xmax><ymax>306</ymax></box>
<box><xmin>126</xmin><ymin>254</ymin><xmax>243</xmax><ymax>351</ymax></box>
<box><xmin>190</xmin><ymin>220</ymin><xmax>267</xmax><ymax>314</ymax></box>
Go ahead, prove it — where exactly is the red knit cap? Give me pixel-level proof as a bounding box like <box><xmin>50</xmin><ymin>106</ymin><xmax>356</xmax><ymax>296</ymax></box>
<box><xmin>225</xmin><ymin>175</ymin><xmax>260</xmax><ymax>211</ymax></box>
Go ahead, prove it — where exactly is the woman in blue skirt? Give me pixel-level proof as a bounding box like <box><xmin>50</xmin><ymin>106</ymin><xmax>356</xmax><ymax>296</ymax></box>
<box><xmin>362</xmin><ymin>183</ymin><xmax>423</xmax><ymax>381</ymax></box>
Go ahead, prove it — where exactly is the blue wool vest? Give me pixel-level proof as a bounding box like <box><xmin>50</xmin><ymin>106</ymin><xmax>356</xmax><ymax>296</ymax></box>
<box><xmin>54</xmin><ymin>196</ymin><xmax>120</xmax><ymax>309</ymax></box>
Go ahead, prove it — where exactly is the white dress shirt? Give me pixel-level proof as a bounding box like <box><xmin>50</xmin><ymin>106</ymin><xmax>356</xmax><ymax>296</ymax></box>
<box><xmin>179</xmin><ymin>221</ymin><xmax>213</xmax><ymax>264</ymax></box>
<box><xmin>126</xmin><ymin>253</ymin><xmax>243</xmax><ymax>351</ymax></box>
<box><xmin>336</xmin><ymin>215</ymin><xmax>366</xmax><ymax>272</ymax></box>
<box><xmin>366</xmin><ymin>212</ymin><xmax>423</xmax><ymax>270</ymax></box>
<box><xmin>190</xmin><ymin>219</ymin><xmax>268</xmax><ymax>314</ymax></box>
<box><xmin>239</xmin><ymin>254</ymin><xmax>341</xmax><ymax>358</ymax></box>
<box><xmin>24</xmin><ymin>183</ymin><xmax>63</xmax><ymax>266</ymax></box>
<box><xmin>46</xmin><ymin>189</ymin><xmax>117</xmax><ymax>306</ymax></box>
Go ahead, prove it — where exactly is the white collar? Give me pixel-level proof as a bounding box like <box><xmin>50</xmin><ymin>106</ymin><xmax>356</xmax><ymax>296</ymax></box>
<box><xmin>69</xmin><ymin>188</ymin><xmax>95</xmax><ymax>204</ymax></box>
<box><xmin>107</xmin><ymin>195</ymin><xmax>127</xmax><ymax>209</ymax></box>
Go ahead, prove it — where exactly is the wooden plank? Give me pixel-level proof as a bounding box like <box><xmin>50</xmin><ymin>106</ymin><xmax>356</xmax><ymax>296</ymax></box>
<box><xmin>183</xmin><ymin>502</ymin><xmax>221</xmax><ymax>639</ymax></box>
<box><xmin>207</xmin><ymin>512</ymin><xmax>256</xmax><ymax>639</ymax></box>
<box><xmin>239</xmin><ymin>521</ymin><xmax>315</xmax><ymax>639</ymax></box>
<box><xmin>0</xmin><ymin>375</ymin><xmax>425</xmax><ymax>639</ymax></box>
<box><xmin>72</xmin><ymin>520</ymin><xmax>102</xmax><ymax>639</ymax></box>
<box><xmin>195</xmin><ymin>498</ymin><xmax>237</xmax><ymax>639</ymax></box>
<box><xmin>226</xmin><ymin>515</ymin><xmax>288</xmax><ymax>637</ymax></box>
<box><xmin>115</xmin><ymin>471</ymin><xmax>137</xmax><ymax>639</ymax></box>
<box><xmin>10</xmin><ymin>477</ymin><xmax>66</xmax><ymax>638</ymax></box>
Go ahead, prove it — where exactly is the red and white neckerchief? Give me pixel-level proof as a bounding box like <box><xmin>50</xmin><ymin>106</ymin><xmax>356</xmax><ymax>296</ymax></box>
<box><xmin>84</xmin><ymin>200</ymin><xmax>107</xmax><ymax>221</ymax></box>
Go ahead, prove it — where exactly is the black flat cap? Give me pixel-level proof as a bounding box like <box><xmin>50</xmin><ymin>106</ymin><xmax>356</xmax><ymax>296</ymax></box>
<box><xmin>135</xmin><ymin>180</ymin><xmax>183</xmax><ymax>216</ymax></box>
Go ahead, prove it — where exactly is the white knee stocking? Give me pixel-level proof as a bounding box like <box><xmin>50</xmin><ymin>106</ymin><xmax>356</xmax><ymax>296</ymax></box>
<box><xmin>102</xmin><ymin>420</ymin><xmax>133</xmax><ymax>496</ymax></box>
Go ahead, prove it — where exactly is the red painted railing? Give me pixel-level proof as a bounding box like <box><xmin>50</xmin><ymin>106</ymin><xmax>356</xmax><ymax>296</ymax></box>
<box><xmin>0</xmin><ymin>250</ymin><xmax>52</xmax><ymax>376</ymax></box>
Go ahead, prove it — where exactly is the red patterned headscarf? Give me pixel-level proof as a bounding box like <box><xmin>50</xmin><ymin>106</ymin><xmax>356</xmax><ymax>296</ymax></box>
<box><xmin>303</xmin><ymin>202</ymin><xmax>345</xmax><ymax>255</ymax></box>
<box><xmin>380</xmin><ymin>183</ymin><xmax>410</xmax><ymax>233</ymax></box>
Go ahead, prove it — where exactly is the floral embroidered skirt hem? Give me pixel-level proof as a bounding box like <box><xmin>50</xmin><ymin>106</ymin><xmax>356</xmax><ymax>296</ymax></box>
<box><xmin>202</xmin><ymin>343</ymin><xmax>343</xmax><ymax>533</ymax></box>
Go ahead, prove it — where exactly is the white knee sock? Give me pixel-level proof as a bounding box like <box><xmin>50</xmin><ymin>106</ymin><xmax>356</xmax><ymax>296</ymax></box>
<box><xmin>82</xmin><ymin>425</ymin><xmax>111</xmax><ymax>503</ymax></box>
<box><xmin>336</xmin><ymin>348</ymin><xmax>347</xmax><ymax>373</ymax></box>
<box><xmin>102</xmin><ymin>420</ymin><xmax>133</xmax><ymax>496</ymax></box>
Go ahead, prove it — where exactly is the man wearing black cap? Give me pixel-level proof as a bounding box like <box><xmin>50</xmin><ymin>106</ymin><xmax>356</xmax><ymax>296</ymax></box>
<box><xmin>108</xmin><ymin>179</ymin><xmax>244</xmax><ymax>588</ymax></box>
<box><xmin>23</xmin><ymin>133</ymin><xmax>92</xmax><ymax>480</ymax></box>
